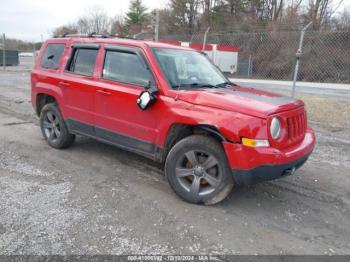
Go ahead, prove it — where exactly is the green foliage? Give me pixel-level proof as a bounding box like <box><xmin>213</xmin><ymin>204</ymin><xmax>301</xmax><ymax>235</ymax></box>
<box><xmin>125</xmin><ymin>0</ymin><xmax>148</xmax><ymax>27</ymax></box>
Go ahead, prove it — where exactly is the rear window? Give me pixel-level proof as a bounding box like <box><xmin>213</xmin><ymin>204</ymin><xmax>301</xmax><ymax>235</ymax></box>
<box><xmin>67</xmin><ymin>48</ymin><xmax>98</xmax><ymax>76</ymax></box>
<box><xmin>41</xmin><ymin>44</ymin><xmax>65</xmax><ymax>69</ymax></box>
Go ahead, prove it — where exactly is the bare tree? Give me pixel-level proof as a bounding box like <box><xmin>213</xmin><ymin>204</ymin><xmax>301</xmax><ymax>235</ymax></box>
<box><xmin>272</xmin><ymin>0</ymin><xmax>284</xmax><ymax>21</ymax></box>
<box><xmin>331</xmin><ymin>7</ymin><xmax>350</xmax><ymax>30</ymax></box>
<box><xmin>225</xmin><ymin>0</ymin><xmax>248</xmax><ymax>17</ymax></box>
<box><xmin>169</xmin><ymin>0</ymin><xmax>201</xmax><ymax>34</ymax></box>
<box><xmin>77</xmin><ymin>6</ymin><xmax>111</xmax><ymax>34</ymax></box>
<box><xmin>307</xmin><ymin>0</ymin><xmax>344</xmax><ymax>30</ymax></box>
<box><xmin>52</xmin><ymin>24</ymin><xmax>78</xmax><ymax>36</ymax></box>
<box><xmin>110</xmin><ymin>15</ymin><xmax>126</xmax><ymax>36</ymax></box>
<box><xmin>200</xmin><ymin>0</ymin><xmax>221</xmax><ymax>27</ymax></box>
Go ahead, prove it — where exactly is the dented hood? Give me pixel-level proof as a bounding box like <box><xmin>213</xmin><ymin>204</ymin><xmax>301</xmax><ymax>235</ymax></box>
<box><xmin>178</xmin><ymin>86</ymin><xmax>304</xmax><ymax>118</ymax></box>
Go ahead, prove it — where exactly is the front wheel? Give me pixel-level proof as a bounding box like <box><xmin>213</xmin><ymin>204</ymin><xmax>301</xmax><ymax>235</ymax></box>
<box><xmin>40</xmin><ymin>103</ymin><xmax>75</xmax><ymax>149</ymax></box>
<box><xmin>165</xmin><ymin>135</ymin><xmax>234</xmax><ymax>205</ymax></box>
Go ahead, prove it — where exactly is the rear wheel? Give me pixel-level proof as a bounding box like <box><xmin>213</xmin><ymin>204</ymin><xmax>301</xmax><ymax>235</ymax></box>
<box><xmin>40</xmin><ymin>103</ymin><xmax>75</xmax><ymax>149</ymax></box>
<box><xmin>165</xmin><ymin>135</ymin><xmax>233</xmax><ymax>205</ymax></box>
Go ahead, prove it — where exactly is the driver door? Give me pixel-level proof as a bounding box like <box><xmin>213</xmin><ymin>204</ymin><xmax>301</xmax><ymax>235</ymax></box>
<box><xmin>93</xmin><ymin>45</ymin><xmax>159</xmax><ymax>156</ymax></box>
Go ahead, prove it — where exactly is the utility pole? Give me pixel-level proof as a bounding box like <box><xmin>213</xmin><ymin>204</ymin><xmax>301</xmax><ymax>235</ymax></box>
<box><xmin>291</xmin><ymin>22</ymin><xmax>312</xmax><ymax>97</ymax></box>
<box><xmin>202</xmin><ymin>27</ymin><xmax>210</xmax><ymax>51</ymax></box>
<box><xmin>155</xmin><ymin>9</ymin><xmax>159</xmax><ymax>42</ymax></box>
<box><xmin>32</xmin><ymin>42</ymin><xmax>36</xmax><ymax>66</ymax></box>
<box><xmin>2</xmin><ymin>33</ymin><xmax>5</xmax><ymax>71</ymax></box>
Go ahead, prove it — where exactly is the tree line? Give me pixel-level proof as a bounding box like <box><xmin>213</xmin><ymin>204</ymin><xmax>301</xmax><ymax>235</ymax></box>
<box><xmin>53</xmin><ymin>0</ymin><xmax>349</xmax><ymax>38</ymax></box>
<box><xmin>3</xmin><ymin>0</ymin><xmax>348</xmax><ymax>51</ymax></box>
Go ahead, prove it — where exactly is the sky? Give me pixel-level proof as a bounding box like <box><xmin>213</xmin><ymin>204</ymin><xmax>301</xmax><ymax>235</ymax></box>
<box><xmin>0</xmin><ymin>0</ymin><xmax>167</xmax><ymax>41</ymax></box>
<box><xmin>0</xmin><ymin>0</ymin><xmax>348</xmax><ymax>42</ymax></box>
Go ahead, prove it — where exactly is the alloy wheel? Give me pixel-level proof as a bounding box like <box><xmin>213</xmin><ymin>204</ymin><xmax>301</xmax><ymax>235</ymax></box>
<box><xmin>42</xmin><ymin>111</ymin><xmax>61</xmax><ymax>142</ymax></box>
<box><xmin>175</xmin><ymin>150</ymin><xmax>222</xmax><ymax>197</ymax></box>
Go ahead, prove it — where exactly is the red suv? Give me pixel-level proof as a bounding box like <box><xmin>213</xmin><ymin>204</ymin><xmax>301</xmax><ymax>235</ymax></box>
<box><xmin>31</xmin><ymin>36</ymin><xmax>315</xmax><ymax>205</ymax></box>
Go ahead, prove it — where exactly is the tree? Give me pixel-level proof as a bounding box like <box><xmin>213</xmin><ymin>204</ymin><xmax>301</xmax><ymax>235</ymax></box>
<box><xmin>337</xmin><ymin>7</ymin><xmax>350</xmax><ymax>30</ymax></box>
<box><xmin>283</xmin><ymin>0</ymin><xmax>303</xmax><ymax>25</ymax></box>
<box><xmin>125</xmin><ymin>0</ymin><xmax>148</xmax><ymax>27</ymax></box>
<box><xmin>169</xmin><ymin>0</ymin><xmax>200</xmax><ymax>34</ymax></box>
<box><xmin>52</xmin><ymin>24</ymin><xmax>78</xmax><ymax>36</ymax></box>
<box><xmin>225</xmin><ymin>0</ymin><xmax>248</xmax><ymax>17</ymax></box>
<box><xmin>201</xmin><ymin>0</ymin><xmax>220</xmax><ymax>27</ymax></box>
<box><xmin>111</xmin><ymin>15</ymin><xmax>126</xmax><ymax>36</ymax></box>
<box><xmin>306</xmin><ymin>0</ymin><xmax>344</xmax><ymax>30</ymax></box>
<box><xmin>77</xmin><ymin>7</ymin><xmax>111</xmax><ymax>34</ymax></box>
<box><xmin>270</xmin><ymin>0</ymin><xmax>284</xmax><ymax>22</ymax></box>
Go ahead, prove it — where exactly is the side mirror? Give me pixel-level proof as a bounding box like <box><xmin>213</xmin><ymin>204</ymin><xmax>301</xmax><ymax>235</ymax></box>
<box><xmin>137</xmin><ymin>90</ymin><xmax>156</xmax><ymax>110</ymax></box>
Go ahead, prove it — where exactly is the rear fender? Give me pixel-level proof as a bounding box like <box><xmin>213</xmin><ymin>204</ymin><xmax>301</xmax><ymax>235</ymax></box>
<box><xmin>34</xmin><ymin>83</ymin><xmax>65</xmax><ymax>116</ymax></box>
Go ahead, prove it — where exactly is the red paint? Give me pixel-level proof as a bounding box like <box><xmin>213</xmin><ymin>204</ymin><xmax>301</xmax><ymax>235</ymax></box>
<box><xmin>189</xmin><ymin>42</ymin><xmax>213</xmax><ymax>51</ymax></box>
<box><xmin>223</xmin><ymin>128</ymin><xmax>315</xmax><ymax>170</ymax></box>
<box><xmin>31</xmin><ymin>37</ymin><xmax>315</xmax><ymax>171</ymax></box>
<box><xmin>216</xmin><ymin>44</ymin><xmax>240</xmax><ymax>52</ymax></box>
<box><xmin>158</xmin><ymin>39</ymin><xmax>181</xmax><ymax>46</ymax></box>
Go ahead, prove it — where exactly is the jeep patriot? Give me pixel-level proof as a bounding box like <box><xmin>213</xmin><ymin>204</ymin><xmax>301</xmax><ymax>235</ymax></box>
<box><xmin>31</xmin><ymin>36</ymin><xmax>315</xmax><ymax>204</ymax></box>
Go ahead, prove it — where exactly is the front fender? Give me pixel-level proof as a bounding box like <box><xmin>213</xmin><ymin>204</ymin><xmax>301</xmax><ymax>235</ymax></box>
<box><xmin>156</xmin><ymin>97</ymin><xmax>268</xmax><ymax>147</ymax></box>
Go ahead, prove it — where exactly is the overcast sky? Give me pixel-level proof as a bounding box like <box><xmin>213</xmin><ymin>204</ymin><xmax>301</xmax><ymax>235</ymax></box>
<box><xmin>0</xmin><ymin>0</ymin><xmax>167</xmax><ymax>41</ymax></box>
<box><xmin>0</xmin><ymin>0</ymin><xmax>348</xmax><ymax>42</ymax></box>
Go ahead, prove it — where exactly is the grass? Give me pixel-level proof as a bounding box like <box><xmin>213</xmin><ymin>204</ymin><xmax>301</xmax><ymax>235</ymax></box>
<box><xmin>300</xmin><ymin>96</ymin><xmax>350</xmax><ymax>128</ymax></box>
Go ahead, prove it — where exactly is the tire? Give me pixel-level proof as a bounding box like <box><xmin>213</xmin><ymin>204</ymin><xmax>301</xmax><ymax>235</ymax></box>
<box><xmin>40</xmin><ymin>103</ymin><xmax>75</xmax><ymax>149</ymax></box>
<box><xmin>165</xmin><ymin>135</ymin><xmax>234</xmax><ymax>205</ymax></box>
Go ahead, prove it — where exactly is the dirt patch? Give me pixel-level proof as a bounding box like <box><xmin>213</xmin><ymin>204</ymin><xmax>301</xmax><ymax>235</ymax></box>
<box><xmin>300</xmin><ymin>96</ymin><xmax>350</xmax><ymax>128</ymax></box>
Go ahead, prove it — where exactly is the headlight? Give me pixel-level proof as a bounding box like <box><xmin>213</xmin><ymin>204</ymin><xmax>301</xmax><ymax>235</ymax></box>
<box><xmin>270</xmin><ymin>117</ymin><xmax>281</xmax><ymax>140</ymax></box>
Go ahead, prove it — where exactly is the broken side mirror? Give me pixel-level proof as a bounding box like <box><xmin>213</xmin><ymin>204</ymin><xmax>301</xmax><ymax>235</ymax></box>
<box><xmin>137</xmin><ymin>90</ymin><xmax>156</xmax><ymax>110</ymax></box>
<box><xmin>137</xmin><ymin>81</ymin><xmax>158</xmax><ymax>110</ymax></box>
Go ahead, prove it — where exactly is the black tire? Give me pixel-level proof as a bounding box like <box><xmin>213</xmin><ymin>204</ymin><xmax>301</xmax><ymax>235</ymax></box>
<box><xmin>165</xmin><ymin>135</ymin><xmax>234</xmax><ymax>205</ymax></box>
<box><xmin>40</xmin><ymin>103</ymin><xmax>75</xmax><ymax>149</ymax></box>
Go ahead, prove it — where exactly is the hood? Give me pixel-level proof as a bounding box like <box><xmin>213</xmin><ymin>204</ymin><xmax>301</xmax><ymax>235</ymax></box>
<box><xmin>178</xmin><ymin>86</ymin><xmax>304</xmax><ymax>118</ymax></box>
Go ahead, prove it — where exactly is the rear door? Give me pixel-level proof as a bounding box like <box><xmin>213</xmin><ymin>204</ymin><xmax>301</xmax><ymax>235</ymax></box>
<box><xmin>61</xmin><ymin>43</ymin><xmax>99</xmax><ymax>135</ymax></box>
<box><xmin>93</xmin><ymin>45</ymin><xmax>159</xmax><ymax>157</ymax></box>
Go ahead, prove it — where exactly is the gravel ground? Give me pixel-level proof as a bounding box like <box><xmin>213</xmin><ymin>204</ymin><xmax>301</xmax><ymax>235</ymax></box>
<box><xmin>0</xmin><ymin>68</ymin><xmax>349</xmax><ymax>255</ymax></box>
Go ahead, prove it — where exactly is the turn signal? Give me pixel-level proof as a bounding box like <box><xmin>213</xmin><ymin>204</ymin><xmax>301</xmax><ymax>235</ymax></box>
<box><xmin>242</xmin><ymin>138</ymin><xmax>270</xmax><ymax>147</ymax></box>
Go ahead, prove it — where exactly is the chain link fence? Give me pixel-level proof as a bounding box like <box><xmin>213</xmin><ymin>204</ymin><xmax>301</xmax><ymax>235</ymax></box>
<box><xmin>160</xmin><ymin>30</ymin><xmax>350</xmax><ymax>84</ymax></box>
<box><xmin>1</xmin><ymin>30</ymin><xmax>349</xmax><ymax>84</ymax></box>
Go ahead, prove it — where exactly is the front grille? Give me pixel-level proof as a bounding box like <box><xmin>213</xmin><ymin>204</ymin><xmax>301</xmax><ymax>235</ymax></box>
<box><xmin>286</xmin><ymin>111</ymin><xmax>307</xmax><ymax>141</ymax></box>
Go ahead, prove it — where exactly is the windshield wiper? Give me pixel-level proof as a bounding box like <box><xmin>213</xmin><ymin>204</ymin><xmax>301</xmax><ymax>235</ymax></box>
<box><xmin>172</xmin><ymin>83</ymin><xmax>217</xmax><ymax>89</ymax></box>
<box><xmin>217</xmin><ymin>81</ymin><xmax>237</xmax><ymax>87</ymax></box>
<box><xmin>172</xmin><ymin>82</ymin><xmax>229</xmax><ymax>89</ymax></box>
<box><xmin>189</xmin><ymin>83</ymin><xmax>219</xmax><ymax>88</ymax></box>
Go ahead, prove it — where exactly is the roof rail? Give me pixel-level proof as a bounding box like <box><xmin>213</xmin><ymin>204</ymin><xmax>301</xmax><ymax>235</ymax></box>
<box><xmin>54</xmin><ymin>32</ymin><xmax>114</xmax><ymax>38</ymax></box>
<box><xmin>52</xmin><ymin>32</ymin><xmax>146</xmax><ymax>41</ymax></box>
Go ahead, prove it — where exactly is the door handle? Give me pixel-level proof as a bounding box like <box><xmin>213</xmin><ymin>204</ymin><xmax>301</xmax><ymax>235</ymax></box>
<box><xmin>58</xmin><ymin>81</ymin><xmax>70</xmax><ymax>87</ymax></box>
<box><xmin>96</xmin><ymin>89</ymin><xmax>111</xmax><ymax>96</ymax></box>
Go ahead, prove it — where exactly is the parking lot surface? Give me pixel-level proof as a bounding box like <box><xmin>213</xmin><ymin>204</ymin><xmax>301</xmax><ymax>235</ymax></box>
<box><xmin>0</xmin><ymin>68</ymin><xmax>349</xmax><ymax>255</ymax></box>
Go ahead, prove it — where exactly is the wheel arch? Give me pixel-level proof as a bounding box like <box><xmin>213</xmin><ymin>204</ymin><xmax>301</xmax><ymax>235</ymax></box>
<box><xmin>158</xmin><ymin>123</ymin><xmax>228</xmax><ymax>163</ymax></box>
<box><xmin>36</xmin><ymin>93</ymin><xmax>58</xmax><ymax>116</ymax></box>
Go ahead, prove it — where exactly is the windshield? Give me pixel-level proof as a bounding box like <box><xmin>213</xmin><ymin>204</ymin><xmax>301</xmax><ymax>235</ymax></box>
<box><xmin>153</xmin><ymin>48</ymin><xmax>228</xmax><ymax>89</ymax></box>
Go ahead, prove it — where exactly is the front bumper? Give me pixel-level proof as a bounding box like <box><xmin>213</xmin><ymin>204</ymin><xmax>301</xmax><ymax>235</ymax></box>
<box><xmin>223</xmin><ymin>128</ymin><xmax>315</xmax><ymax>186</ymax></box>
<box><xmin>232</xmin><ymin>152</ymin><xmax>310</xmax><ymax>186</ymax></box>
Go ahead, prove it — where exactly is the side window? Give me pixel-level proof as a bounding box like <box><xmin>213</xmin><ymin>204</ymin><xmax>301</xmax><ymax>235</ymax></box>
<box><xmin>67</xmin><ymin>48</ymin><xmax>98</xmax><ymax>76</ymax></box>
<box><xmin>103</xmin><ymin>50</ymin><xmax>152</xmax><ymax>86</ymax></box>
<box><xmin>41</xmin><ymin>44</ymin><xmax>65</xmax><ymax>69</ymax></box>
